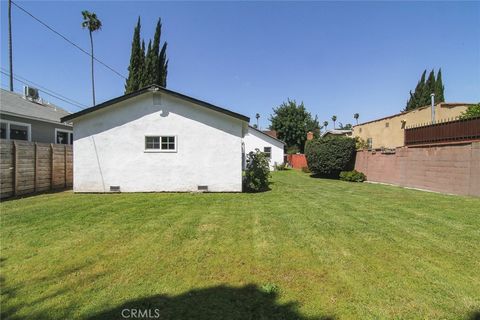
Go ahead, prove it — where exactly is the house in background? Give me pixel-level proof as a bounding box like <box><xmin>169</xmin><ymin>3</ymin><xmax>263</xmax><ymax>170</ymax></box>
<box><xmin>244</xmin><ymin>125</ymin><xmax>285</xmax><ymax>170</ymax></box>
<box><xmin>321</xmin><ymin>129</ymin><xmax>353</xmax><ymax>138</ymax></box>
<box><xmin>0</xmin><ymin>87</ymin><xmax>73</xmax><ymax>144</ymax></box>
<box><xmin>62</xmin><ymin>85</ymin><xmax>251</xmax><ymax>193</ymax></box>
<box><xmin>353</xmin><ymin>103</ymin><xmax>471</xmax><ymax>149</ymax></box>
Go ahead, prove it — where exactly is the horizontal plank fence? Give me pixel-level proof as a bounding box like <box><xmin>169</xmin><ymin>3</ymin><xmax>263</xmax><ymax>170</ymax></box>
<box><xmin>405</xmin><ymin>116</ymin><xmax>480</xmax><ymax>146</ymax></box>
<box><xmin>0</xmin><ymin>140</ymin><xmax>72</xmax><ymax>199</ymax></box>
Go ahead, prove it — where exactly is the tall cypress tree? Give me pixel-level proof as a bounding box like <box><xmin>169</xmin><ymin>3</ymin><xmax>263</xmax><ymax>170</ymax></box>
<box><xmin>424</xmin><ymin>70</ymin><xmax>436</xmax><ymax>105</ymax></box>
<box><xmin>143</xmin><ymin>40</ymin><xmax>155</xmax><ymax>86</ymax></box>
<box><xmin>435</xmin><ymin>68</ymin><xmax>445</xmax><ymax>103</ymax></box>
<box><xmin>125</xmin><ymin>17</ymin><xmax>168</xmax><ymax>91</ymax></box>
<box><xmin>158</xmin><ymin>42</ymin><xmax>168</xmax><ymax>87</ymax></box>
<box><xmin>405</xmin><ymin>70</ymin><xmax>426</xmax><ymax>111</ymax></box>
<box><xmin>125</xmin><ymin>17</ymin><xmax>143</xmax><ymax>94</ymax></box>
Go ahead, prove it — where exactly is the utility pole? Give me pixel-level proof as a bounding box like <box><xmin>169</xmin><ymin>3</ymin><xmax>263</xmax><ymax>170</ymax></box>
<box><xmin>8</xmin><ymin>0</ymin><xmax>14</xmax><ymax>91</ymax></box>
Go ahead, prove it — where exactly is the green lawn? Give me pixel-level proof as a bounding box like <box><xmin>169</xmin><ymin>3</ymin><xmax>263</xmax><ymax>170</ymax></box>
<box><xmin>1</xmin><ymin>170</ymin><xmax>479</xmax><ymax>320</ymax></box>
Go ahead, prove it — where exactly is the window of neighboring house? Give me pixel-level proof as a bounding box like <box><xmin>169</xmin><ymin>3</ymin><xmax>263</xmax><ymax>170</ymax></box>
<box><xmin>0</xmin><ymin>122</ymin><xmax>6</xmax><ymax>139</ymax></box>
<box><xmin>55</xmin><ymin>129</ymin><xmax>73</xmax><ymax>145</ymax></box>
<box><xmin>367</xmin><ymin>138</ymin><xmax>373</xmax><ymax>150</ymax></box>
<box><xmin>0</xmin><ymin>120</ymin><xmax>31</xmax><ymax>141</ymax></box>
<box><xmin>263</xmin><ymin>147</ymin><xmax>272</xmax><ymax>159</ymax></box>
<box><xmin>385</xmin><ymin>122</ymin><xmax>389</xmax><ymax>128</ymax></box>
<box><xmin>145</xmin><ymin>136</ymin><xmax>177</xmax><ymax>152</ymax></box>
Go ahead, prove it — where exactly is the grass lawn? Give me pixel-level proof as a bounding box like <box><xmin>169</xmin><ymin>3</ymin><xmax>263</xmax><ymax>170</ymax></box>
<box><xmin>1</xmin><ymin>170</ymin><xmax>479</xmax><ymax>319</ymax></box>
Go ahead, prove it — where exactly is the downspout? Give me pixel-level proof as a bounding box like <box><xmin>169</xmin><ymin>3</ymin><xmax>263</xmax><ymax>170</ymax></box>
<box><xmin>430</xmin><ymin>93</ymin><xmax>435</xmax><ymax>124</ymax></box>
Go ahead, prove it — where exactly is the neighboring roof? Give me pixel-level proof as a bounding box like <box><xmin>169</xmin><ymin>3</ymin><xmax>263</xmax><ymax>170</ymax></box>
<box><xmin>0</xmin><ymin>89</ymin><xmax>71</xmax><ymax>125</ymax></box>
<box><xmin>61</xmin><ymin>85</ymin><xmax>250</xmax><ymax>123</ymax></box>
<box><xmin>263</xmin><ymin>129</ymin><xmax>278</xmax><ymax>139</ymax></box>
<box><xmin>321</xmin><ymin>129</ymin><xmax>352</xmax><ymax>137</ymax></box>
<box><xmin>248</xmin><ymin>125</ymin><xmax>286</xmax><ymax>145</ymax></box>
<box><xmin>353</xmin><ymin>102</ymin><xmax>475</xmax><ymax>128</ymax></box>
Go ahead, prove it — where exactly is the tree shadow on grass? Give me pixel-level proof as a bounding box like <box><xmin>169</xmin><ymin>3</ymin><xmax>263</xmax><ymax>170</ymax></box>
<box><xmin>87</xmin><ymin>284</ymin><xmax>334</xmax><ymax>320</ymax></box>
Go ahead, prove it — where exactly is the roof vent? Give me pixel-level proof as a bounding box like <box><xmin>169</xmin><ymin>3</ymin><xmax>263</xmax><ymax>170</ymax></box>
<box><xmin>23</xmin><ymin>86</ymin><xmax>39</xmax><ymax>101</ymax></box>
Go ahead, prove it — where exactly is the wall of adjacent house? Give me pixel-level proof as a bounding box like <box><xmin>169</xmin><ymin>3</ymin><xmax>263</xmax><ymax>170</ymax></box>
<box><xmin>352</xmin><ymin>104</ymin><xmax>468</xmax><ymax>149</ymax></box>
<box><xmin>72</xmin><ymin>93</ymin><xmax>245</xmax><ymax>192</ymax></box>
<box><xmin>0</xmin><ymin>114</ymin><xmax>72</xmax><ymax>143</ymax></box>
<box><xmin>0</xmin><ymin>140</ymin><xmax>72</xmax><ymax>198</ymax></box>
<box><xmin>243</xmin><ymin>128</ymin><xmax>284</xmax><ymax>170</ymax></box>
<box><xmin>354</xmin><ymin>142</ymin><xmax>480</xmax><ymax>197</ymax></box>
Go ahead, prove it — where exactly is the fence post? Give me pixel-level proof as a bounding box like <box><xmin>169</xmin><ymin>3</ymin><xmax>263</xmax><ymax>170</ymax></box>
<box><xmin>34</xmin><ymin>143</ymin><xmax>38</xmax><ymax>192</ymax></box>
<box><xmin>13</xmin><ymin>140</ymin><xmax>18</xmax><ymax>196</ymax></box>
<box><xmin>64</xmin><ymin>145</ymin><xmax>67</xmax><ymax>188</ymax></box>
<box><xmin>50</xmin><ymin>143</ymin><xmax>54</xmax><ymax>190</ymax></box>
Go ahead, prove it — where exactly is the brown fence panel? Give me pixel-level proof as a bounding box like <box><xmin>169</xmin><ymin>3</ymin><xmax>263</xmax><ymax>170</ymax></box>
<box><xmin>405</xmin><ymin>116</ymin><xmax>480</xmax><ymax>146</ymax></box>
<box><xmin>0</xmin><ymin>140</ymin><xmax>73</xmax><ymax>199</ymax></box>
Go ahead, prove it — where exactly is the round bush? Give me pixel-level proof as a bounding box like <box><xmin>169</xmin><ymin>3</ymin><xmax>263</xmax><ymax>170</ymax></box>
<box><xmin>305</xmin><ymin>136</ymin><xmax>356</xmax><ymax>177</ymax></box>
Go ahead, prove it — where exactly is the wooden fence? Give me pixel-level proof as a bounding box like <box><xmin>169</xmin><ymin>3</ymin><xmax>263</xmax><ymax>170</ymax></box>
<box><xmin>0</xmin><ymin>140</ymin><xmax>72</xmax><ymax>199</ymax></box>
<box><xmin>405</xmin><ymin>116</ymin><xmax>480</xmax><ymax>146</ymax></box>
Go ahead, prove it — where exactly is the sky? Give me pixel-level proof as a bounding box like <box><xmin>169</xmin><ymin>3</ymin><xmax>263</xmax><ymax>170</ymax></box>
<box><xmin>1</xmin><ymin>1</ymin><xmax>479</xmax><ymax>129</ymax></box>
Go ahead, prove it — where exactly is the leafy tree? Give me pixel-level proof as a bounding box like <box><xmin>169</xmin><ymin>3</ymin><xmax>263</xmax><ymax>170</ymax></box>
<box><xmin>269</xmin><ymin>99</ymin><xmax>319</xmax><ymax>153</ymax></box>
<box><xmin>331</xmin><ymin>115</ymin><xmax>337</xmax><ymax>129</ymax></box>
<box><xmin>435</xmin><ymin>69</ymin><xmax>445</xmax><ymax>103</ymax></box>
<box><xmin>354</xmin><ymin>113</ymin><xmax>359</xmax><ymax>125</ymax></box>
<box><xmin>125</xmin><ymin>18</ymin><xmax>144</xmax><ymax>93</ymax></box>
<box><xmin>81</xmin><ymin>10</ymin><xmax>102</xmax><ymax>105</ymax></box>
<box><xmin>338</xmin><ymin>123</ymin><xmax>352</xmax><ymax>130</ymax></box>
<box><xmin>459</xmin><ymin>103</ymin><xmax>480</xmax><ymax>119</ymax></box>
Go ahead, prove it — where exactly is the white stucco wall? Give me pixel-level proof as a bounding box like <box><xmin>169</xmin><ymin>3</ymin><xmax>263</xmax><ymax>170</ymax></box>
<box><xmin>72</xmin><ymin>92</ymin><xmax>245</xmax><ymax>192</ymax></box>
<box><xmin>243</xmin><ymin>127</ymin><xmax>285</xmax><ymax>170</ymax></box>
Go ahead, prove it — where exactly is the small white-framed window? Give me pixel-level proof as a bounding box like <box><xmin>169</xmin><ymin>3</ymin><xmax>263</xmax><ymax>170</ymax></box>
<box><xmin>145</xmin><ymin>135</ymin><xmax>177</xmax><ymax>152</ymax></box>
<box><xmin>55</xmin><ymin>128</ymin><xmax>73</xmax><ymax>145</ymax></box>
<box><xmin>0</xmin><ymin>120</ymin><xmax>31</xmax><ymax>141</ymax></box>
<box><xmin>263</xmin><ymin>147</ymin><xmax>272</xmax><ymax>159</ymax></box>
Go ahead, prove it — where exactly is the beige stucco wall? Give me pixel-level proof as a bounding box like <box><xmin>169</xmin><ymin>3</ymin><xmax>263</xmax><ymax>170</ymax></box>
<box><xmin>353</xmin><ymin>104</ymin><xmax>468</xmax><ymax>149</ymax></box>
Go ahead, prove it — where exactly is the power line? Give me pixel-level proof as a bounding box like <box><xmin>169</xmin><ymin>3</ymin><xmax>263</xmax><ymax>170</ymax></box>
<box><xmin>0</xmin><ymin>67</ymin><xmax>88</xmax><ymax>109</ymax></box>
<box><xmin>11</xmin><ymin>0</ymin><xmax>127</xmax><ymax>80</ymax></box>
<box><xmin>1</xmin><ymin>70</ymin><xmax>86</xmax><ymax>110</ymax></box>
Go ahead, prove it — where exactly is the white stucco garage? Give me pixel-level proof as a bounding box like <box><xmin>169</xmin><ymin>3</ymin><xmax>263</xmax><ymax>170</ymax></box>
<box><xmin>62</xmin><ymin>85</ymin><xmax>250</xmax><ymax>192</ymax></box>
<box><xmin>244</xmin><ymin>126</ymin><xmax>285</xmax><ymax>170</ymax></box>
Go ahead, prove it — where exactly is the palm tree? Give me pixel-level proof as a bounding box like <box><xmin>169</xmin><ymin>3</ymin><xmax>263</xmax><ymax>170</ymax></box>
<box><xmin>255</xmin><ymin>113</ymin><xmax>260</xmax><ymax>128</ymax></box>
<box><xmin>331</xmin><ymin>115</ymin><xmax>337</xmax><ymax>129</ymax></box>
<box><xmin>8</xmin><ymin>0</ymin><xmax>13</xmax><ymax>91</ymax></box>
<box><xmin>323</xmin><ymin>121</ymin><xmax>328</xmax><ymax>130</ymax></box>
<box><xmin>354</xmin><ymin>113</ymin><xmax>359</xmax><ymax>125</ymax></box>
<box><xmin>82</xmin><ymin>11</ymin><xmax>102</xmax><ymax>106</ymax></box>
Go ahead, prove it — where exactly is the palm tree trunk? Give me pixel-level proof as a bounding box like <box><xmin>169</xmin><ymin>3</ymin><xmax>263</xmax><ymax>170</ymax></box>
<box><xmin>89</xmin><ymin>30</ymin><xmax>96</xmax><ymax>106</ymax></box>
<box><xmin>8</xmin><ymin>0</ymin><xmax>13</xmax><ymax>91</ymax></box>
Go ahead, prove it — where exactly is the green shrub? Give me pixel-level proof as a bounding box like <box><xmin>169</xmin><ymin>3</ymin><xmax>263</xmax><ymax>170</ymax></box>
<box><xmin>261</xmin><ymin>283</ymin><xmax>279</xmax><ymax>295</ymax></box>
<box><xmin>301</xmin><ymin>166</ymin><xmax>311</xmax><ymax>173</ymax></box>
<box><xmin>339</xmin><ymin>170</ymin><xmax>366</xmax><ymax>182</ymax></box>
<box><xmin>274</xmin><ymin>162</ymin><xmax>288</xmax><ymax>171</ymax></box>
<box><xmin>305</xmin><ymin>136</ymin><xmax>356</xmax><ymax>178</ymax></box>
<box><xmin>286</xmin><ymin>145</ymin><xmax>300</xmax><ymax>155</ymax></box>
<box><xmin>244</xmin><ymin>149</ymin><xmax>270</xmax><ymax>192</ymax></box>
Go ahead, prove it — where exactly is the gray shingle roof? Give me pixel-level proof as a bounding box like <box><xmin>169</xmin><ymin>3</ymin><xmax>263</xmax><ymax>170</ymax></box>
<box><xmin>0</xmin><ymin>89</ymin><xmax>71</xmax><ymax>124</ymax></box>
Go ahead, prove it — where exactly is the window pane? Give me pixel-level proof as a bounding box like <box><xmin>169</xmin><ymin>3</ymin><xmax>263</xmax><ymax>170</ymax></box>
<box><xmin>0</xmin><ymin>123</ymin><xmax>6</xmax><ymax>139</ymax></box>
<box><xmin>161</xmin><ymin>136</ymin><xmax>175</xmax><ymax>150</ymax></box>
<box><xmin>10</xmin><ymin>124</ymin><xmax>28</xmax><ymax>141</ymax></box>
<box><xmin>145</xmin><ymin>136</ymin><xmax>160</xmax><ymax>149</ymax></box>
<box><xmin>263</xmin><ymin>147</ymin><xmax>272</xmax><ymax>159</ymax></box>
<box><xmin>57</xmin><ymin>131</ymin><xmax>69</xmax><ymax>144</ymax></box>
